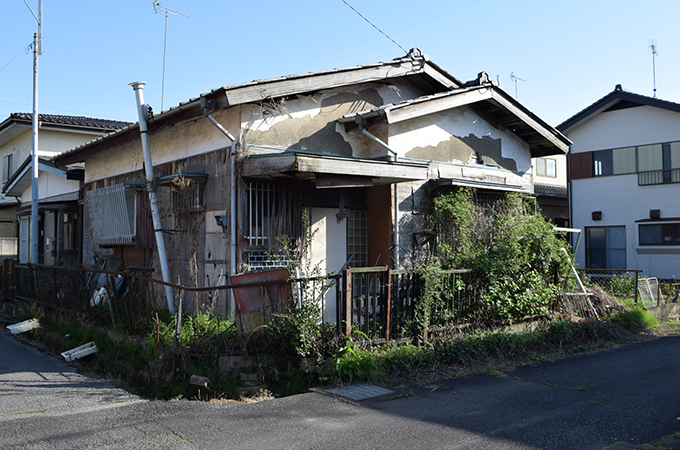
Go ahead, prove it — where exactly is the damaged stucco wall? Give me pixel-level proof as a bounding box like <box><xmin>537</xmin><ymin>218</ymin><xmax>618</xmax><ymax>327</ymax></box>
<box><xmin>381</xmin><ymin>106</ymin><xmax>534</xmax><ymax>266</ymax></box>
<box><xmin>240</xmin><ymin>81</ymin><xmax>424</xmax><ymax>159</ymax></box>
<box><xmin>81</xmin><ymin>110</ymin><xmax>239</xmax><ymax>313</ymax></box>
<box><xmin>83</xmin><ymin>108</ymin><xmax>240</xmax><ymax>184</ymax></box>
<box><xmin>389</xmin><ymin>106</ymin><xmax>531</xmax><ymax>172</ymax></box>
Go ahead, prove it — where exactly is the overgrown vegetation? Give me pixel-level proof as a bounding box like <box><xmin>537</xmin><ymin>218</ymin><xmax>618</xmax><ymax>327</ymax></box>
<box><xmin>429</xmin><ymin>187</ymin><xmax>571</xmax><ymax>323</ymax></box>
<box><xmin>8</xmin><ymin>187</ymin><xmax>677</xmax><ymax>402</ymax></box>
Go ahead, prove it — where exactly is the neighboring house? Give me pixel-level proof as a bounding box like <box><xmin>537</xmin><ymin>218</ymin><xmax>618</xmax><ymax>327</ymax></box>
<box><xmin>558</xmin><ymin>84</ymin><xmax>680</xmax><ymax>279</ymax></box>
<box><xmin>53</xmin><ymin>49</ymin><xmax>569</xmax><ymax>319</ymax></box>
<box><xmin>531</xmin><ymin>154</ymin><xmax>569</xmax><ymax>227</ymax></box>
<box><xmin>0</xmin><ymin>113</ymin><xmax>130</xmax><ymax>264</ymax></box>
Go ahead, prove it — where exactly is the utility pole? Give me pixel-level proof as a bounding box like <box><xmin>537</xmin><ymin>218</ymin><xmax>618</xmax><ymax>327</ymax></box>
<box><xmin>24</xmin><ymin>0</ymin><xmax>43</xmax><ymax>264</ymax></box>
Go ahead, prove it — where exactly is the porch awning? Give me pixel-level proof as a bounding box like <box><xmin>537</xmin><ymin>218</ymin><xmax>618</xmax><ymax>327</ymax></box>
<box><xmin>242</xmin><ymin>151</ymin><xmax>429</xmax><ymax>186</ymax></box>
<box><xmin>435</xmin><ymin>178</ymin><xmax>526</xmax><ymax>193</ymax></box>
<box><xmin>3</xmin><ymin>158</ymin><xmax>69</xmax><ymax>197</ymax></box>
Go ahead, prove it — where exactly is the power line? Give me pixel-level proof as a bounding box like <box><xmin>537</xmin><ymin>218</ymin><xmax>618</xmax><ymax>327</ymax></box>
<box><xmin>0</xmin><ymin>43</ymin><xmax>33</xmax><ymax>74</ymax></box>
<box><xmin>340</xmin><ymin>0</ymin><xmax>408</xmax><ymax>55</ymax></box>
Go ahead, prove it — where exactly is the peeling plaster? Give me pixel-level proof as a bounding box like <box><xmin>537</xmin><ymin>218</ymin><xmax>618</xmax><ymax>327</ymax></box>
<box><xmin>405</xmin><ymin>134</ymin><xmax>516</xmax><ymax>171</ymax></box>
<box><xmin>241</xmin><ymin>88</ymin><xmax>385</xmax><ymax>156</ymax></box>
<box><xmin>389</xmin><ymin>106</ymin><xmax>531</xmax><ymax>172</ymax></box>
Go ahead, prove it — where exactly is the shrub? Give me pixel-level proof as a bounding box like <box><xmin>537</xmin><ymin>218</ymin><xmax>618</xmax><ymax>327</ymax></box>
<box><xmin>429</xmin><ymin>188</ymin><xmax>571</xmax><ymax>323</ymax></box>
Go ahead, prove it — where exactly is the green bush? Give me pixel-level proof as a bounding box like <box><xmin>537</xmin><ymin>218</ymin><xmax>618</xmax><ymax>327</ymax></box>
<box><xmin>612</xmin><ymin>306</ymin><xmax>659</xmax><ymax>330</ymax></box>
<box><xmin>429</xmin><ymin>188</ymin><xmax>571</xmax><ymax>323</ymax></box>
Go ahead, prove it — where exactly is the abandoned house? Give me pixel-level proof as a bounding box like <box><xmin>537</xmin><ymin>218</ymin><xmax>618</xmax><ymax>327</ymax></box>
<box><xmin>52</xmin><ymin>49</ymin><xmax>570</xmax><ymax>321</ymax></box>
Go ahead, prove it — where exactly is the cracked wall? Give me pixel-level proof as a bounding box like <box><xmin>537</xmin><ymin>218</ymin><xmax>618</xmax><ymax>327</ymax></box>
<box><xmin>240</xmin><ymin>81</ymin><xmax>423</xmax><ymax>158</ymax></box>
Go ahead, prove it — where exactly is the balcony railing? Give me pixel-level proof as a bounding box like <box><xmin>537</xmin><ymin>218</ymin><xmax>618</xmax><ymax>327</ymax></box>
<box><xmin>638</xmin><ymin>168</ymin><xmax>680</xmax><ymax>186</ymax></box>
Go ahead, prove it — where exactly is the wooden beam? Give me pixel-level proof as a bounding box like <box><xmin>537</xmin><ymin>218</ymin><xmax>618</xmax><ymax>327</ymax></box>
<box><xmin>225</xmin><ymin>62</ymin><xmax>424</xmax><ymax>105</ymax></box>
<box><xmin>242</xmin><ymin>154</ymin><xmax>429</xmax><ymax>181</ymax></box>
<box><xmin>385</xmin><ymin>88</ymin><xmax>494</xmax><ymax>124</ymax></box>
<box><xmin>490</xmin><ymin>91</ymin><xmax>570</xmax><ymax>153</ymax></box>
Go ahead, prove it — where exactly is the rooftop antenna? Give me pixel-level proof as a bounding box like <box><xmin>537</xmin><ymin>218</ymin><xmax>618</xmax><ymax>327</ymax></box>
<box><xmin>649</xmin><ymin>40</ymin><xmax>658</xmax><ymax>98</ymax></box>
<box><xmin>153</xmin><ymin>2</ymin><xmax>189</xmax><ymax>111</ymax></box>
<box><xmin>510</xmin><ymin>72</ymin><xmax>525</xmax><ymax>99</ymax></box>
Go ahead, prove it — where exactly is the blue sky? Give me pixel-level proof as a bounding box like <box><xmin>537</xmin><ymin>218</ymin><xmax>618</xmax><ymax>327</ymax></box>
<box><xmin>1</xmin><ymin>0</ymin><xmax>679</xmax><ymax>127</ymax></box>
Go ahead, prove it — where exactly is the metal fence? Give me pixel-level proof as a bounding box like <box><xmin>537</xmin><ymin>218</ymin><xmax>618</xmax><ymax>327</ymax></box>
<box><xmin>575</xmin><ymin>269</ymin><xmax>641</xmax><ymax>304</ymax></box>
<box><xmin>6</xmin><ymin>262</ymin><xmax>658</xmax><ymax>345</ymax></box>
<box><xmin>335</xmin><ymin>267</ymin><xmax>484</xmax><ymax>343</ymax></box>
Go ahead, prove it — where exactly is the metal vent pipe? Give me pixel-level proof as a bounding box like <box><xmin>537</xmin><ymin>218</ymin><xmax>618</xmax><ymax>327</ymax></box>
<box><xmin>129</xmin><ymin>81</ymin><xmax>175</xmax><ymax>314</ymax></box>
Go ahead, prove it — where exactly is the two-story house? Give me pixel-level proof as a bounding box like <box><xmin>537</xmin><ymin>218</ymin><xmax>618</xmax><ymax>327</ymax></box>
<box><xmin>0</xmin><ymin>113</ymin><xmax>129</xmax><ymax>264</ymax></box>
<box><xmin>559</xmin><ymin>85</ymin><xmax>680</xmax><ymax>279</ymax></box>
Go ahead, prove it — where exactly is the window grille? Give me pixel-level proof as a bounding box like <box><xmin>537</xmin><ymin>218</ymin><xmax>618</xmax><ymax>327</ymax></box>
<box><xmin>245</xmin><ymin>179</ymin><xmax>308</xmax><ymax>255</ymax></box>
<box><xmin>246</xmin><ymin>181</ymin><xmax>277</xmax><ymax>248</ymax></box>
<box><xmin>639</xmin><ymin>223</ymin><xmax>680</xmax><ymax>246</ymax></box>
<box><xmin>87</xmin><ymin>184</ymin><xmax>135</xmax><ymax>245</ymax></box>
<box><xmin>173</xmin><ymin>182</ymin><xmax>205</xmax><ymax>214</ymax></box>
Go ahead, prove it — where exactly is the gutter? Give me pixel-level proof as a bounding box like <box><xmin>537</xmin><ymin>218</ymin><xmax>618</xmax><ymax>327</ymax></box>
<box><xmin>201</xmin><ymin>97</ymin><xmax>238</xmax><ymax>319</ymax></box>
<box><xmin>354</xmin><ymin>115</ymin><xmax>401</xmax><ymax>268</ymax></box>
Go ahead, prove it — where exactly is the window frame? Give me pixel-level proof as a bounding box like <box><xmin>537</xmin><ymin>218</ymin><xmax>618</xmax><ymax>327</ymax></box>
<box><xmin>639</xmin><ymin>223</ymin><xmax>680</xmax><ymax>246</ymax></box>
<box><xmin>585</xmin><ymin>226</ymin><xmax>627</xmax><ymax>269</ymax></box>
<box><xmin>535</xmin><ymin>157</ymin><xmax>557</xmax><ymax>178</ymax></box>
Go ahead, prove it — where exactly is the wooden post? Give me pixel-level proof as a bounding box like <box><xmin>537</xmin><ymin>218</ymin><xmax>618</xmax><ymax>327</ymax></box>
<box><xmin>343</xmin><ymin>268</ymin><xmax>351</xmax><ymax>336</ymax></box>
<box><xmin>385</xmin><ymin>269</ymin><xmax>391</xmax><ymax>347</ymax></box>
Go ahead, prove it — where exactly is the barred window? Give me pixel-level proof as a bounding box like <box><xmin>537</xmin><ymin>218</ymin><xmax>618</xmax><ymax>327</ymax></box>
<box><xmin>639</xmin><ymin>223</ymin><xmax>680</xmax><ymax>246</ymax></box>
<box><xmin>173</xmin><ymin>182</ymin><xmax>205</xmax><ymax>214</ymax></box>
<box><xmin>245</xmin><ymin>179</ymin><xmax>307</xmax><ymax>252</ymax></box>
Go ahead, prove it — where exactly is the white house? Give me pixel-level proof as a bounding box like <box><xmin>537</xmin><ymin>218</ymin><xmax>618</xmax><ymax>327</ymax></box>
<box><xmin>559</xmin><ymin>85</ymin><xmax>680</xmax><ymax>279</ymax></box>
<box><xmin>531</xmin><ymin>153</ymin><xmax>569</xmax><ymax>227</ymax></box>
<box><xmin>0</xmin><ymin>113</ymin><xmax>129</xmax><ymax>264</ymax></box>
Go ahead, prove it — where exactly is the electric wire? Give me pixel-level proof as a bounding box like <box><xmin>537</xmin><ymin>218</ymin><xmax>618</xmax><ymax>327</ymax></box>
<box><xmin>340</xmin><ymin>0</ymin><xmax>408</xmax><ymax>55</ymax></box>
<box><xmin>0</xmin><ymin>42</ymin><xmax>33</xmax><ymax>74</ymax></box>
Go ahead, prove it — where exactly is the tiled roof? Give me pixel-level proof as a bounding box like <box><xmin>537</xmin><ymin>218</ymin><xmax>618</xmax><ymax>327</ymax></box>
<box><xmin>557</xmin><ymin>85</ymin><xmax>680</xmax><ymax>133</ymax></box>
<box><xmin>534</xmin><ymin>183</ymin><xmax>567</xmax><ymax>199</ymax></box>
<box><xmin>9</xmin><ymin>113</ymin><xmax>131</xmax><ymax>130</ymax></box>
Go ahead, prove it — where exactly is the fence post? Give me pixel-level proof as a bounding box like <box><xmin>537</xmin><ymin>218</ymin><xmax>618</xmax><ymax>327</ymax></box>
<box><xmin>343</xmin><ymin>268</ymin><xmax>351</xmax><ymax>337</ymax></box>
<box><xmin>385</xmin><ymin>269</ymin><xmax>391</xmax><ymax>346</ymax></box>
<box><xmin>634</xmin><ymin>271</ymin><xmax>638</xmax><ymax>306</ymax></box>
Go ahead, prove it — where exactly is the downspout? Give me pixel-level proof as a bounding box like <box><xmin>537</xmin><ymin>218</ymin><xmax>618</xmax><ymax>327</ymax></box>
<box><xmin>201</xmin><ymin>98</ymin><xmax>238</xmax><ymax>318</ymax></box>
<box><xmin>129</xmin><ymin>82</ymin><xmax>175</xmax><ymax>315</ymax></box>
<box><xmin>355</xmin><ymin>115</ymin><xmax>400</xmax><ymax>268</ymax></box>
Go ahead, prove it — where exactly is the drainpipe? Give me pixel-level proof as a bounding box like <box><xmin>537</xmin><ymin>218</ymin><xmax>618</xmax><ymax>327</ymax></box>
<box><xmin>201</xmin><ymin>97</ymin><xmax>238</xmax><ymax>318</ymax></box>
<box><xmin>355</xmin><ymin>115</ymin><xmax>400</xmax><ymax>268</ymax></box>
<box><xmin>129</xmin><ymin>81</ymin><xmax>175</xmax><ymax>315</ymax></box>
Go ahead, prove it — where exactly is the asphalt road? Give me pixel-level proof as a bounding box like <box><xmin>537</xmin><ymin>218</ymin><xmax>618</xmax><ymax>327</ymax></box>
<box><xmin>1</xmin><ymin>328</ymin><xmax>679</xmax><ymax>449</ymax></box>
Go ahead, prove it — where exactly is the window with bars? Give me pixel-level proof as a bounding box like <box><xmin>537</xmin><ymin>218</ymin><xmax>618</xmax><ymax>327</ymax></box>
<box><xmin>62</xmin><ymin>213</ymin><xmax>78</xmax><ymax>251</ymax></box>
<box><xmin>173</xmin><ymin>182</ymin><xmax>205</xmax><ymax>214</ymax></box>
<box><xmin>246</xmin><ymin>181</ymin><xmax>278</xmax><ymax>249</ymax></box>
<box><xmin>639</xmin><ymin>223</ymin><xmax>680</xmax><ymax>246</ymax></box>
<box><xmin>245</xmin><ymin>180</ymin><xmax>307</xmax><ymax>252</ymax></box>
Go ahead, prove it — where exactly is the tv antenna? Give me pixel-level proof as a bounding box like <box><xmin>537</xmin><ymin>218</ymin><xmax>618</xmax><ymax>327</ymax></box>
<box><xmin>153</xmin><ymin>2</ymin><xmax>189</xmax><ymax>111</ymax></box>
<box><xmin>510</xmin><ymin>72</ymin><xmax>525</xmax><ymax>99</ymax></box>
<box><xmin>649</xmin><ymin>40</ymin><xmax>658</xmax><ymax>98</ymax></box>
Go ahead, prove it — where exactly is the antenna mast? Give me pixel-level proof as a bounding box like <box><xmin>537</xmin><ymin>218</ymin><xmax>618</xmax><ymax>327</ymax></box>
<box><xmin>650</xmin><ymin>40</ymin><xmax>658</xmax><ymax>98</ymax></box>
<box><xmin>510</xmin><ymin>72</ymin><xmax>525</xmax><ymax>99</ymax></box>
<box><xmin>153</xmin><ymin>2</ymin><xmax>189</xmax><ymax>111</ymax></box>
